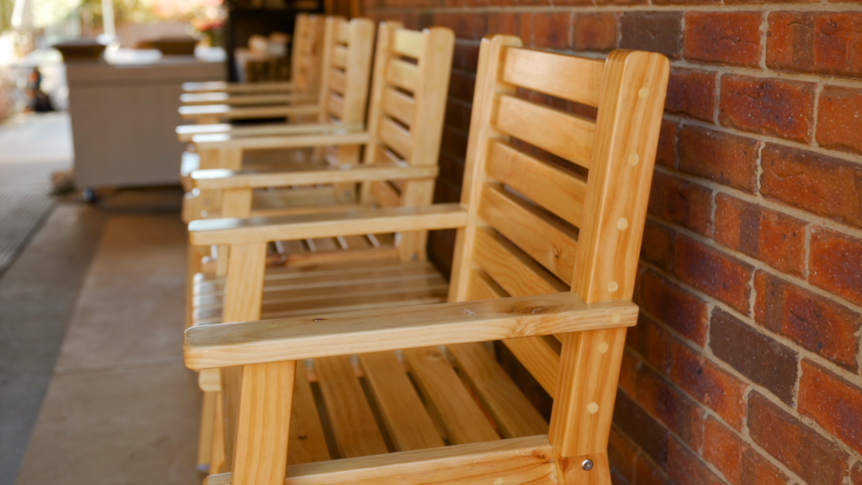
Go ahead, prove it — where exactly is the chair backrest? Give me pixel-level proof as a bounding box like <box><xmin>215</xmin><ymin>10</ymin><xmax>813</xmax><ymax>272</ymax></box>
<box><xmin>358</xmin><ymin>23</ymin><xmax>455</xmax><ymax>260</ymax></box>
<box><xmin>290</xmin><ymin>14</ymin><xmax>326</xmax><ymax>95</ymax></box>
<box><xmin>449</xmin><ymin>36</ymin><xmax>668</xmax><ymax>457</ymax></box>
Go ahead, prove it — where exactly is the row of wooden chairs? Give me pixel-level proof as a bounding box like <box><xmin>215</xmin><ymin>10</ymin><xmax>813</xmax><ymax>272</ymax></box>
<box><xmin>173</xmin><ymin>14</ymin><xmax>669</xmax><ymax>485</ymax></box>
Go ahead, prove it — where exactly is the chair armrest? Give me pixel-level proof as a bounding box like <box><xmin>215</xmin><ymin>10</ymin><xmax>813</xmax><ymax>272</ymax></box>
<box><xmin>175</xmin><ymin>122</ymin><xmax>363</xmax><ymax>143</ymax></box>
<box><xmin>179</xmin><ymin>103</ymin><xmax>319</xmax><ymax>121</ymax></box>
<box><xmin>183</xmin><ymin>292</ymin><xmax>639</xmax><ymax>370</ymax></box>
<box><xmin>187</xmin><ymin>204</ymin><xmax>467</xmax><ymax>246</ymax></box>
<box><xmin>191</xmin><ymin>164</ymin><xmax>438</xmax><ymax>190</ymax></box>
<box><xmin>183</xmin><ymin>80</ymin><xmax>296</xmax><ymax>94</ymax></box>
<box><xmin>180</xmin><ymin>92</ymin><xmax>316</xmax><ymax>106</ymax></box>
<box><xmin>191</xmin><ymin>131</ymin><xmax>372</xmax><ymax>150</ymax></box>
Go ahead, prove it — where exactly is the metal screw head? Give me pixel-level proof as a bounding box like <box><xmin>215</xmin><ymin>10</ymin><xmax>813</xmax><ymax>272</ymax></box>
<box><xmin>581</xmin><ymin>459</ymin><xmax>594</xmax><ymax>471</ymax></box>
<box><xmin>312</xmin><ymin>318</ymin><xmax>323</xmax><ymax>322</ymax></box>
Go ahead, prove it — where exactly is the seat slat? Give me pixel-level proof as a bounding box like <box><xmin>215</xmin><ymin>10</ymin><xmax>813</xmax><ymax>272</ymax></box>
<box><xmin>479</xmin><ymin>185</ymin><xmax>578</xmax><ymax>285</ymax></box>
<box><xmin>329</xmin><ymin>68</ymin><xmax>346</xmax><ymax>94</ymax></box>
<box><xmin>486</xmin><ymin>141</ymin><xmax>586</xmax><ymax>228</ymax></box>
<box><xmin>314</xmin><ymin>355</ymin><xmax>389</xmax><ymax>458</ymax></box>
<box><xmin>332</xmin><ymin>46</ymin><xmax>348</xmax><ymax>69</ymax></box>
<box><xmin>502</xmin><ymin>47</ymin><xmax>603</xmax><ymax>108</ymax></box>
<box><xmin>359</xmin><ymin>352</ymin><xmax>445</xmax><ymax>451</ymax></box>
<box><xmin>493</xmin><ymin>95</ymin><xmax>595</xmax><ymax>169</ymax></box>
<box><xmin>289</xmin><ymin>366</ymin><xmax>331</xmax><ymax>465</ymax></box>
<box><xmin>447</xmin><ymin>343</ymin><xmax>549</xmax><ymax>439</ymax></box>
<box><xmin>386</xmin><ymin>60</ymin><xmax>419</xmax><ymax>93</ymax></box>
<box><xmin>379</xmin><ymin>117</ymin><xmax>412</xmax><ymax>160</ymax></box>
<box><xmin>382</xmin><ymin>88</ymin><xmax>415</xmax><ymax>127</ymax></box>
<box><xmin>403</xmin><ymin>347</ymin><xmax>500</xmax><ymax>445</ymax></box>
<box><xmin>391</xmin><ymin>29</ymin><xmax>424</xmax><ymax>59</ymax></box>
<box><xmin>473</xmin><ymin>227</ymin><xmax>567</xmax><ymax>297</ymax></box>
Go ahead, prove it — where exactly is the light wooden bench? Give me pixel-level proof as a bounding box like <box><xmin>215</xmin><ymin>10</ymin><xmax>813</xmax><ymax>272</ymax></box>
<box><xmin>184</xmin><ymin>36</ymin><xmax>669</xmax><ymax>485</ymax></box>
<box><xmin>179</xmin><ymin>15</ymin><xmax>324</xmax><ymax>108</ymax></box>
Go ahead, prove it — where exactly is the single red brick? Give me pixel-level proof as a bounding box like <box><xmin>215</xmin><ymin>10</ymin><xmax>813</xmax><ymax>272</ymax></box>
<box><xmin>714</xmin><ymin>193</ymin><xmax>807</xmax><ymax>276</ymax></box>
<box><xmin>653</xmin><ymin>0</ymin><xmax>717</xmax><ymax>5</ymax></box>
<box><xmin>655</xmin><ymin>120</ymin><xmax>677</xmax><ymax>169</ymax></box>
<box><xmin>727</xmin><ymin>0</ymin><xmax>816</xmax><ymax>4</ymax></box>
<box><xmin>639</xmin><ymin>269</ymin><xmax>709</xmax><ymax>346</ymax></box>
<box><xmin>619</xmin><ymin>12</ymin><xmax>683</xmax><ymax>58</ymax></box>
<box><xmin>486</xmin><ymin>11</ymin><xmax>531</xmax><ymax>39</ymax></box>
<box><xmin>595</xmin><ymin>0</ymin><xmax>648</xmax><ymax>6</ymax></box>
<box><xmin>452</xmin><ymin>43</ymin><xmax>480</xmax><ymax>72</ymax></box>
<box><xmin>718</xmin><ymin>74</ymin><xmax>815</xmax><ymax>143</ymax></box>
<box><xmin>678</xmin><ymin>125</ymin><xmax>759</xmax><ymax>193</ymax></box>
<box><xmin>665</xmin><ymin>68</ymin><xmax>717</xmax><ymax>121</ymax></box>
<box><xmin>810</xmin><ymin>227</ymin><xmax>862</xmax><ymax>306</ymax></box>
<box><xmin>754</xmin><ymin>270</ymin><xmax>861</xmax><ymax>371</ymax></box>
<box><xmin>761</xmin><ymin>144</ymin><xmax>862</xmax><ymax>228</ymax></box>
<box><xmin>626</xmin><ymin>313</ymin><xmax>673</xmax><ymax>373</ymax></box>
<box><xmin>817</xmin><ymin>86</ymin><xmax>862</xmax><ymax>155</ymax></box>
<box><xmin>634</xmin><ymin>454</ymin><xmax>673</xmax><ymax>485</ymax></box>
<box><xmin>703</xmin><ymin>416</ymin><xmax>788</xmax><ymax>485</ymax></box>
<box><xmin>674</xmin><ymin>235</ymin><xmax>753</xmax><ymax>314</ymax></box>
<box><xmin>648</xmin><ymin>172</ymin><xmax>713</xmax><ymax>236</ymax></box>
<box><xmin>619</xmin><ymin>350</ymin><xmax>638</xmax><ymax>398</ymax></box>
<box><xmin>608</xmin><ymin>428</ymin><xmax>637</xmax><ymax>484</ymax></box>
<box><xmin>641</xmin><ymin>219</ymin><xmax>674</xmax><ymax>272</ymax></box>
<box><xmin>667</xmin><ymin>436</ymin><xmax>725</xmax><ymax>485</ymax></box>
<box><xmin>670</xmin><ymin>338</ymin><xmax>748</xmax><ymax>429</ymax></box>
<box><xmin>447</xmin><ymin>70</ymin><xmax>475</xmax><ymax>103</ymax></box>
<box><xmin>531</xmin><ymin>12</ymin><xmax>571</xmax><ymax>49</ymax></box>
<box><xmin>684</xmin><ymin>12</ymin><xmax>763</xmax><ymax>67</ymax></box>
<box><xmin>614</xmin><ymin>390</ymin><xmax>669</xmax><ymax>467</ymax></box>
<box><xmin>799</xmin><ymin>360</ymin><xmax>862</xmax><ymax>455</ymax></box>
<box><xmin>767</xmin><ymin>12</ymin><xmax>862</xmax><ymax>78</ymax></box>
<box><xmin>636</xmin><ymin>365</ymin><xmax>705</xmax><ymax>450</ymax></box>
<box><xmin>709</xmin><ymin>309</ymin><xmax>799</xmax><ymax>404</ymax></box>
<box><xmin>432</xmin><ymin>13</ymin><xmax>486</xmax><ymax>40</ymax></box>
<box><xmin>749</xmin><ymin>391</ymin><xmax>850</xmax><ymax>485</ymax></box>
<box><xmin>571</xmin><ymin>13</ymin><xmax>618</xmax><ymax>52</ymax></box>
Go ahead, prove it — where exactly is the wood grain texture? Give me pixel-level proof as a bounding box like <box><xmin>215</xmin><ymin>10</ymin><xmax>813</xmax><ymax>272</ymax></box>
<box><xmin>288</xmin><ymin>367</ymin><xmax>330</xmax><ymax>465</ymax></box>
<box><xmin>501</xmin><ymin>47</ymin><xmax>603</xmax><ymax>108</ymax></box>
<box><xmin>183</xmin><ymin>292</ymin><xmax>638</xmax><ymax>369</ymax></box>
<box><xmin>191</xmin><ymin>164</ymin><xmax>437</xmax><ymax>190</ymax></box>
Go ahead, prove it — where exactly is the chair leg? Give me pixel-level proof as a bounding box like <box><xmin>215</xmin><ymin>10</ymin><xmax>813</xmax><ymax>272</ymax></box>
<box><xmin>210</xmin><ymin>391</ymin><xmax>226</xmax><ymax>474</ymax></box>
<box><xmin>197</xmin><ymin>391</ymin><xmax>217</xmax><ymax>472</ymax></box>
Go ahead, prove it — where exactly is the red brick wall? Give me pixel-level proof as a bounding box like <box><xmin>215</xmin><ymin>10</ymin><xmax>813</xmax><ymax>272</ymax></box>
<box><xmin>363</xmin><ymin>2</ymin><xmax>862</xmax><ymax>484</ymax></box>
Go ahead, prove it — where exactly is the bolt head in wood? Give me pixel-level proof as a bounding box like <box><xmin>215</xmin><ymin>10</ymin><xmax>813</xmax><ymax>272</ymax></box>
<box><xmin>638</xmin><ymin>87</ymin><xmax>649</xmax><ymax>99</ymax></box>
<box><xmin>582</xmin><ymin>459</ymin><xmax>594</xmax><ymax>471</ymax></box>
<box><xmin>617</xmin><ymin>218</ymin><xmax>628</xmax><ymax>230</ymax></box>
<box><xmin>587</xmin><ymin>402</ymin><xmax>599</xmax><ymax>414</ymax></box>
<box><xmin>627</xmin><ymin>153</ymin><xmax>639</xmax><ymax>166</ymax></box>
<box><xmin>607</xmin><ymin>281</ymin><xmax>619</xmax><ymax>293</ymax></box>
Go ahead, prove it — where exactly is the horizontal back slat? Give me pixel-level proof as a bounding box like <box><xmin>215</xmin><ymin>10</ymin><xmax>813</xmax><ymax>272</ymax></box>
<box><xmin>486</xmin><ymin>141</ymin><xmax>587</xmax><ymax>228</ymax></box>
<box><xmin>386</xmin><ymin>60</ymin><xmax>419</xmax><ymax>93</ymax></box>
<box><xmin>382</xmin><ymin>88</ymin><xmax>415</xmax><ymax>127</ymax></box>
<box><xmin>378</xmin><ymin>117</ymin><xmax>412</xmax><ymax>159</ymax></box>
<box><xmin>391</xmin><ymin>29</ymin><xmax>424</xmax><ymax>59</ymax></box>
<box><xmin>335</xmin><ymin>21</ymin><xmax>350</xmax><ymax>44</ymax></box>
<box><xmin>327</xmin><ymin>93</ymin><xmax>344</xmax><ymax>119</ymax></box>
<box><xmin>472</xmin><ymin>228</ymin><xmax>567</xmax><ymax>297</ymax></box>
<box><xmin>502</xmin><ymin>47</ymin><xmax>604</xmax><ymax>108</ymax></box>
<box><xmin>478</xmin><ymin>185</ymin><xmax>578</xmax><ymax>285</ymax></box>
<box><xmin>332</xmin><ymin>46</ymin><xmax>348</xmax><ymax>69</ymax></box>
<box><xmin>493</xmin><ymin>95</ymin><xmax>595</xmax><ymax>169</ymax></box>
<box><xmin>329</xmin><ymin>68</ymin><xmax>346</xmax><ymax>94</ymax></box>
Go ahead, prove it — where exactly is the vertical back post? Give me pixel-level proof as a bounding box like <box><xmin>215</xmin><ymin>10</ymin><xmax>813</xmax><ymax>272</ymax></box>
<box><xmin>548</xmin><ymin>50</ymin><xmax>669</xmax><ymax>483</ymax></box>
<box><xmin>447</xmin><ymin>35</ymin><xmax>522</xmax><ymax>302</ymax></box>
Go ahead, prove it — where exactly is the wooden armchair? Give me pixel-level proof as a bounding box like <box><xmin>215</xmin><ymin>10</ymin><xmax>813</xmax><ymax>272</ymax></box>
<box><xmin>180</xmin><ymin>14</ymin><xmax>325</xmax><ymax>109</ymax></box>
<box><xmin>184</xmin><ymin>35</ymin><xmax>669</xmax><ymax>485</ymax></box>
<box><xmin>177</xmin><ymin>16</ymin><xmax>369</xmax><ymax>128</ymax></box>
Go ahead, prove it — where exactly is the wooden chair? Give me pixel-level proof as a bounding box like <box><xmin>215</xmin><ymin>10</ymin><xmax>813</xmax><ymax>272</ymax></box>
<box><xmin>177</xmin><ymin>16</ymin><xmax>358</xmax><ymax>126</ymax></box>
<box><xmin>179</xmin><ymin>16</ymin><xmax>376</xmax><ymax>222</ymax></box>
<box><xmin>184</xmin><ymin>22</ymin><xmax>456</xmax><ymax>472</ymax></box>
<box><xmin>183</xmin><ymin>35</ymin><xmax>669</xmax><ymax>485</ymax></box>
<box><xmin>180</xmin><ymin>14</ymin><xmax>325</xmax><ymax>109</ymax></box>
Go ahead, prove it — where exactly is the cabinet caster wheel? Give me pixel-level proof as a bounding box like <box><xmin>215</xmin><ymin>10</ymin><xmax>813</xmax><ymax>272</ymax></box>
<box><xmin>83</xmin><ymin>188</ymin><xmax>99</xmax><ymax>203</ymax></box>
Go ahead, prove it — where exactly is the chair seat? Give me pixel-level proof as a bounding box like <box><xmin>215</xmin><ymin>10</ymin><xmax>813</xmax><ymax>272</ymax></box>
<box><xmin>192</xmin><ymin>260</ymin><xmax>446</xmax><ymax>326</ymax></box>
<box><xmin>285</xmin><ymin>341</ymin><xmax>550</xmax><ymax>466</ymax></box>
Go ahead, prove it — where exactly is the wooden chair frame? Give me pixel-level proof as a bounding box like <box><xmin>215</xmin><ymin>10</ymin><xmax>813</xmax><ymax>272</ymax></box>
<box><xmin>184</xmin><ymin>35</ymin><xmax>668</xmax><ymax>485</ymax></box>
